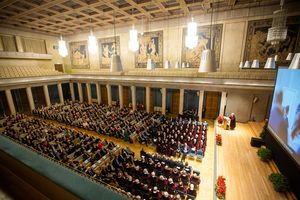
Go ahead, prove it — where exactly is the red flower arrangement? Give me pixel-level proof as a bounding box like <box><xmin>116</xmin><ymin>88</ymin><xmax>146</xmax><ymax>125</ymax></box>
<box><xmin>217</xmin><ymin>115</ymin><xmax>224</xmax><ymax>124</ymax></box>
<box><xmin>215</xmin><ymin>176</ymin><xmax>226</xmax><ymax>199</ymax></box>
<box><xmin>216</xmin><ymin>134</ymin><xmax>222</xmax><ymax>145</ymax></box>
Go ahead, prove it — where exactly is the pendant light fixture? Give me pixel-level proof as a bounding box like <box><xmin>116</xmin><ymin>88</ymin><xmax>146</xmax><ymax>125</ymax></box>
<box><xmin>111</xmin><ymin>12</ymin><xmax>123</xmax><ymax>72</ymax></box>
<box><xmin>128</xmin><ymin>7</ymin><xmax>139</xmax><ymax>52</ymax></box>
<box><xmin>185</xmin><ymin>17</ymin><xmax>198</xmax><ymax>49</ymax></box>
<box><xmin>58</xmin><ymin>35</ymin><xmax>68</xmax><ymax>57</ymax></box>
<box><xmin>88</xmin><ymin>18</ymin><xmax>98</xmax><ymax>55</ymax></box>
<box><xmin>198</xmin><ymin>0</ymin><xmax>217</xmax><ymax>72</ymax></box>
<box><xmin>267</xmin><ymin>0</ymin><xmax>287</xmax><ymax>45</ymax></box>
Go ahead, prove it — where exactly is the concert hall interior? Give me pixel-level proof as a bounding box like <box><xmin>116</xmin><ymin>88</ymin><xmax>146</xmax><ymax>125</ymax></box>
<box><xmin>0</xmin><ymin>0</ymin><xmax>300</xmax><ymax>200</ymax></box>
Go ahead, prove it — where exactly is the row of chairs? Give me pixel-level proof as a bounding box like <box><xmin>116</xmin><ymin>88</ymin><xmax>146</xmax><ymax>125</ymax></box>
<box><xmin>0</xmin><ymin>66</ymin><xmax>63</xmax><ymax>78</ymax></box>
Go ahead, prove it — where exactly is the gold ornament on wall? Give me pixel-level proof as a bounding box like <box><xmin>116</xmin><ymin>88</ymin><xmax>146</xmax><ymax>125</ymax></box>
<box><xmin>98</xmin><ymin>36</ymin><xmax>120</xmax><ymax>69</ymax></box>
<box><xmin>181</xmin><ymin>24</ymin><xmax>223</xmax><ymax>68</ymax></box>
<box><xmin>135</xmin><ymin>30</ymin><xmax>163</xmax><ymax>68</ymax></box>
<box><xmin>69</xmin><ymin>41</ymin><xmax>89</xmax><ymax>69</ymax></box>
<box><xmin>244</xmin><ymin>16</ymin><xmax>300</xmax><ymax>67</ymax></box>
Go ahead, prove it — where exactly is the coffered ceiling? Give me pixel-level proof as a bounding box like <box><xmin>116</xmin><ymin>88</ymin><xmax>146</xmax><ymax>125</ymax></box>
<box><xmin>0</xmin><ymin>0</ymin><xmax>296</xmax><ymax>36</ymax></box>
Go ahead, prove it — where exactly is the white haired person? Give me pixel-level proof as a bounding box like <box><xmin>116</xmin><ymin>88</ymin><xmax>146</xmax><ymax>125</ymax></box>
<box><xmin>229</xmin><ymin>113</ymin><xmax>236</xmax><ymax>130</ymax></box>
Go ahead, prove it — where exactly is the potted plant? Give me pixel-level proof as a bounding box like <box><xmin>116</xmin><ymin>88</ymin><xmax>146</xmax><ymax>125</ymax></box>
<box><xmin>269</xmin><ymin>173</ymin><xmax>289</xmax><ymax>192</ymax></box>
<box><xmin>260</xmin><ymin>120</ymin><xmax>268</xmax><ymax>140</ymax></box>
<box><xmin>215</xmin><ymin>176</ymin><xmax>226</xmax><ymax>199</ymax></box>
<box><xmin>216</xmin><ymin>134</ymin><xmax>222</xmax><ymax>146</ymax></box>
<box><xmin>257</xmin><ymin>147</ymin><xmax>272</xmax><ymax>161</ymax></box>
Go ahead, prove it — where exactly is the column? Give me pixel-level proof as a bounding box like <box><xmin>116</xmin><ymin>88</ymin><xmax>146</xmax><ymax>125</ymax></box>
<box><xmin>57</xmin><ymin>83</ymin><xmax>64</xmax><ymax>104</ymax></box>
<box><xmin>161</xmin><ymin>88</ymin><xmax>166</xmax><ymax>115</ymax></box>
<box><xmin>198</xmin><ymin>90</ymin><xmax>204</xmax><ymax>122</ymax></box>
<box><xmin>179</xmin><ymin>89</ymin><xmax>184</xmax><ymax>115</ymax></box>
<box><xmin>78</xmin><ymin>82</ymin><xmax>83</xmax><ymax>102</ymax></box>
<box><xmin>26</xmin><ymin>87</ymin><xmax>35</xmax><ymax>111</ymax></box>
<box><xmin>131</xmin><ymin>86</ymin><xmax>136</xmax><ymax>111</ymax></box>
<box><xmin>118</xmin><ymin>85</ymin><xmax>124</xmax><ymax>109</ymax></box>
<box><xmin>146</xmin><ymin>86</ymin><xmax>150</xmax><ymax>113</ymax></box>
<box><xmin>86</xmin><ymin>83</ymin><xmax>92</xmax><ymax>104</ymax></box>
<box><xmin>219</xmin><ymin>91</ymin><xmax>227</xmax><ymax>116</ymax></box>
<box><xmin>69</xmin><ymin>82</ymin><xmax>75</xmax><ymax>101</ymax></box>
<box><xmin>96</xmin><ymin>83</ymin><xmax>101</xmax><ymax>104</ymax></box>
<box><xmin>5</xmin><ymin>89</ymin><xmax>16</xmax><ymax>115</ymax></box>
<box><xmin>106</xmin><ymin>84</ymin><xmax>112</xmax><ymax>106</ymax></box>
<box><xmin>43</xmin><ymin>84</ymin><xmax>51</xmax><ymax>106</ymax></box>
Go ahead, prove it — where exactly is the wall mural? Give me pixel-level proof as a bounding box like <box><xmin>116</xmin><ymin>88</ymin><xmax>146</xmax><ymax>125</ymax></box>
<box><xmin>98</xmin><ymin>36</ymin><xmax>120</xmax><ymax>69</ymax></box>
<box><xmin>136</xmin><ymin>30</ymin><xmax>163</xmax><ymax>68</ymax></box>
<box><xmin>69</xmin><ymin>41</ymin><xmax>89</xmax><ymax>69</ymax></box>
<box><xmin>181</xmin><ymin>24</ymin><xmax>223</xmax><ymax>68</ymax></box>
<box><xmin>244</xmin><ymin>16</ymin><xmax>300</xmax><ymax>67</ymax></box>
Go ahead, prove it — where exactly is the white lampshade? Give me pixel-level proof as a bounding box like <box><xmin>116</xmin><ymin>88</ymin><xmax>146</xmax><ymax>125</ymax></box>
<box><xmin>289</xmin><ymin>53</ymin><xmax>300</xmax><ymax>69</ymax></box>
<box><xmin>58</xmin><ymin>37</ymin><xmax>68</xmax><ymax>57</ymax></box>
<box><xmin>239</xmin><ymin>61</ymin><xmax>244</xmax><ymax>69</ymax></box>
<box><xmin>175</xmin><ymin>61</ymin><xmax>181</xmax><ymax>69</ymax></box>
<box><xmin>264</xmin><ymin>57</ymin><xmax>276</xmax><ymax>69</ymax></box>
<box><xmin>128</xmin><ymin>27</ymin><xmax>139</xmax><ymax>52</ymax></box>
<box><xmin>88</xmin><ymin>34</ymin><xmax>98</xmax><ymax>55</ymax></box>
<box><xmin>181</xmin><ymin>62</ymin><xmax>186</xmax><ymax>68</ymax></box>
<box><xmin>146</xmin><ymin>58</ymin><xmax>155</xmax><ymax>70</ymax></box>
<box><xmin>198</xmin><ymin>49</ymin><xmax>217</xmax><ymax>72</ymax></box>
<box><xmin>186</xmin><ymin>63</ymin><xmax>190</xmax><ymax>68</ymax></box>
<box><xmin>286</xmin><ymin>53</ymin><xmax>294</xmax><ymax>61</ymax></box>
<box><xmin>251</xmin><ymin>59</ymin><xmax>260</xmax><ymax>68</ymax></box>
<box><xmin>164</xmin><ymin>60</ymin><xmax>171</xmax><ymax>69</ymax></box>
<box><xmin>110</xmin><ymin>54</ymin><xmax>123</xmax><ymax>72</ymax></box>
<box><xmin>243</xmin><ymin>61</ymin><xmax>251</xmax><ymax>68</ymax></box>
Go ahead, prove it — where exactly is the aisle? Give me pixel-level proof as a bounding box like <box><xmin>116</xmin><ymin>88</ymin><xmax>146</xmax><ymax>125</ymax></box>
<box><xmin>216</xmin><ymin>122</ymin><xmax>288</xmax><ymax>200</ymax></box>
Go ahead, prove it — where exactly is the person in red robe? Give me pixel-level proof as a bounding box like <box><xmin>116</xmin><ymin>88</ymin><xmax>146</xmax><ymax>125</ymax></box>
<box><xmin>229</xmin><ymin>113</ymin><xmax>236</xmax><ymax>130</ymax></box>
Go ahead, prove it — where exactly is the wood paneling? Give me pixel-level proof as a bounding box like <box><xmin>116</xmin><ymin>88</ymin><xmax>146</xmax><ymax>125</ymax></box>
<box><xmin>204</xmin><ymin>91</ymin><xmax>220</xmax><ymax>119</ymax></box>
<box><xmin>172</xmin><ymin>89</ymin><xmax>180</xmax><ymax>115</ymax></box>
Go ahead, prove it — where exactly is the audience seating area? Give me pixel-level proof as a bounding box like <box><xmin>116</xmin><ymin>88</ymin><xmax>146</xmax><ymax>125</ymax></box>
<box><xmin>0</xmin><ymin>66</ymin><xmax>63</xmax><ymax>78</ymax></box>
<box><xmin>154</xmin><ymin>117</ymin><xmax>208</xmax><ymax>159</ymax></box>
<box><xmin>0</xmin><ymin>115</ymin><xmax>201</xmax><ymax>199</ymax></box>
<box><xmin>98</xmin><ymin>148</ymin><xmax>200</xmax><ymax>199</ymax></box>
<box><xmin>33</xmin><ymin>101</ymin><xmax>208</xmax><ymax>159</ymax></box>
<box><xmin>0</xmin><ymin>115</ymin><xmax>120</xmax><ymax>179</ymax></box>
<box><xmin>33</xmin><ymin>101</ymin><xmax>161</xmax><ymax>143</ymax></box>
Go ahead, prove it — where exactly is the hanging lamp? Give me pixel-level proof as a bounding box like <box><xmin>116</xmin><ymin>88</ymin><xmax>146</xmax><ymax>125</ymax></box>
<box><xmin>198</xmin><ymin>0</ymin><xmax>216</xmax><ymax>72</ymax></box>
<box><xmin>111</xmin><ymin>12</ymin><xmax>123</xmax><ymax>72</ymax></box>
<box><xmin>58</xmin><ymin>35</ymin><xmax>68</xmax><ymax>57</ymax></box>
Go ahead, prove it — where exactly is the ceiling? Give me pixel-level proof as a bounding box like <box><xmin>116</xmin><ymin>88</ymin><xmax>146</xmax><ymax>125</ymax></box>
<box><xmin>0</xmin><ymin>0</ymin><xmax>293</xmax><ymax>36</ymax></box>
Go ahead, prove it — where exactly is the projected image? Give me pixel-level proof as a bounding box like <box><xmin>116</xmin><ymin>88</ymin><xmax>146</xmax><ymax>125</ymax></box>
<box><xmin>269</xmin><ymin>69</ymin><xmax>300</xmax><ymax>164</ymax></box>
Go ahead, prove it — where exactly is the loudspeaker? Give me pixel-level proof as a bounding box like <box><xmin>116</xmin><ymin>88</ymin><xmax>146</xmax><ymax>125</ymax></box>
<box><xmin>250</xmin><ymin>137</ymin><xmax>265</xmax><ymax>147</ymax></box>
